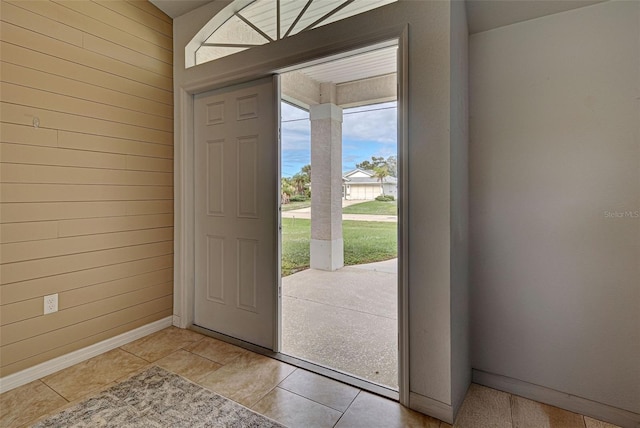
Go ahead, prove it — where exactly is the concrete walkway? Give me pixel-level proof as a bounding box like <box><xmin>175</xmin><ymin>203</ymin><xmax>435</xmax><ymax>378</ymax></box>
<box><xmin>281</xmin><ymin>259</ymin><xmax>398</xmax><ymax>389</ymax></box>
<box><xmin>281</xmin><ymin>200</ymin><xmax>397</xmax><ymax>223</ymax></box>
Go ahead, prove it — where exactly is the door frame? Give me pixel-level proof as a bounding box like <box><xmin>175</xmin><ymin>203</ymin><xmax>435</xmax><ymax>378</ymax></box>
<box><xmin>174</xmin><ymin>26</ymin><xmax>409</xmax><ymax>405</ymax></box>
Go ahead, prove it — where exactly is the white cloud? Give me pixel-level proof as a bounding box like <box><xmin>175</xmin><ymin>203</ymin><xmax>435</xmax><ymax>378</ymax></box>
<box><xmin>343</xmin><ymin>101</ymin><xmax>397</xmax><ymax>145</ymax></box>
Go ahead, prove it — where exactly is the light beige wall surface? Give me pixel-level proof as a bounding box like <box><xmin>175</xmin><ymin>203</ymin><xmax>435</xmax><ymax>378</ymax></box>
<box><xmin>470</xmin><ymin>1</ymin><xmax>640</xmax><ymax>413</ymax></box>
<box><xmin>0</xmin><ymin>0</ymin><xmax>174</xmax><ymax>377</ymax></box>
<box><xmin>449</xmin><ymin>0</ymin><xmax>470</xmax><ymax>416</ymax></box>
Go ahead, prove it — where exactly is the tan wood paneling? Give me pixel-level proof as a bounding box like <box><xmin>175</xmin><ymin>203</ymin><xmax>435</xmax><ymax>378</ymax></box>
<box><xmin>58</xmin><ymin>131</ymin><xmax>173</xmax><ymax>159</ymax></box>
<box><xmin>1</xmin><ymin>104</ymin><xmax>173</xmax><ymax>146</ymax></box>
<box><xmin>0</xmin><ymin>222</ymin><xmax>59</xmax><ymax>244</ymax></box>
<box><xmin>1</xmin><ymin>227</ymin><xmax>174</xmax><ymax>264</ymax></box>
<box><xmin>0</xmin><ymin>0</ymin><xmax>174</xmax><ymax>378</ymax></box>
<box><xmin>1</xmin><ymin>143</ymin><xmax>127</xmax><ymax>170</ymax></box>
<box><xmin>0</xmin><ymin>83</ymin><xmax>173</xmax><ymax>133</ymax></box>
<box><xmin>0</xmin><ymin>299</ymin><xmax>42</xmax><ymax>326</ymax></box>
<box><xmin>58</xmin><ymin>213</ymin><xmax>173</xmax><ymax>237</ymax></box>
<box><xmin>0</xmin><ymin>42</ymin><xmax>173</xmax><ymax>105</ymax></box>
<box><xmin>1</xmin><ymin>164</ymin><xmax>173</xmax><ymax>186</ymax></box>
<box><xmin>94</xmin><ymin>0</ymin><xmax>173</xmax><ymax>37</ymax></box>
<box><xmin>125</xmin><ymin>154</ymin><xmax>174</xmax><ymax>172</ymax></box>
<box><xmin>55</xmin><ymin>0</ymin><xmax>172</xmax><ymax>50</ymax></box>
<box><xmin>1</xmin><ymin>254</ymin><xmax>173</xmax><ymax>304</ymax></box>
<box><xmin>1</xmin><ymin>201</ymin><xmax>128</xmax><ymax>224</ymax></box>
<box><xmin>125</xmin><ymin>200</ymin><xmax>174</xmax><ymax>216</ymax></box>
<box><xmin>0</xmin><ymin>22</ymin><xmax>172</xmax><ymax>89</ymax></box>
<box><xmin>7</xmin><ymin>0</ymin><xmax>172</xmax><ymax>63</ymax></box>
<box><xmin>0</xmin><ymin>200</ymin><xmax>174</xmax><ymax>224</ymax></box>
<box><xmin>0</xmin><ymin>183</ymin><xmax>172</xmax><ymax>203</ymax></box>
<box><xmin>0</xmin><ymin>122</ymin><xmax>58</xmax><ymax>148</ymax></box>
<box><xmin>1</xmin><ymin>62</ymin><xmax>173</xmax><ymax>119</ymax></box>
<box><xmin>0</xmin><ymin>1</ymin><xmax>83</xmax><ymax>47</ymax></box>
<box><xmin>1</xmin><ymin>268</ymin><xmax>173</xmax><ymax>325</ymax></box>
<box><xmin>0</xmin><ymin>309</ymin><xmax>172</xmax><ymax>377</ymax></box>
<box><xmin>1</xmin><ymin>142</ymin><xmax>173</xmax><ymax>172</ymax></box>
<box><xmin>0</xmin><ymin>297</ymin><xmax>172</xmax><ymax>367</ymax></box>
<box><xmin>83</xmin><ymin>33</ymin><xmax>173</xmax><ymax>77</ymax></box>
<box><xmin>1</xmin><ymin>282</ymin><xmax>173</xmax><ymax>345</ymax></box>
<box><xmin>1</xmin><ymin>239</ymin><xmax>173</xmax><ymax>288</ymax></box>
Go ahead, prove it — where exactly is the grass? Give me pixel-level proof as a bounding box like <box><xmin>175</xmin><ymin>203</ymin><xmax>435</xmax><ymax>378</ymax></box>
<box><xmin>281</xmin><ymin>200</ymin><xmax>311</xmax><ymax>211</ymax></box>
<box><xmin>281</xmin><ymin>218</ymin><xmax>397</xmax><ymax>276</ymax></box>
<box><xmin>342</xmin><ymin>200</ymin><xmax>397</xmax><ymax>216</ymax></box>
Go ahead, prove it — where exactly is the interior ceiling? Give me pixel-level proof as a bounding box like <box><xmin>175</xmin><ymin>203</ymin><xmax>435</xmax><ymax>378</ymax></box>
<box><xmin>150</xmin><ymin>0</ymin><xmax>210</xmax><ymax>19</ymax></box>
<box><xmin>150</xmin><ymin>0</ymin><xmax>606</xmax><ymax>33</ymax></box>
<box><xmin>465</xmin><ymin>0</ymin><xmax>605</xmax><ymax>33</ymax></box>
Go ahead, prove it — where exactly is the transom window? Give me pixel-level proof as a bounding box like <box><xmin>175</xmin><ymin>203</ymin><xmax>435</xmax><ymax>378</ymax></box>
<box><xmin>194</xmin><ymin>0</ymin><xmax>396</xmax><ymax>66</ymax></box>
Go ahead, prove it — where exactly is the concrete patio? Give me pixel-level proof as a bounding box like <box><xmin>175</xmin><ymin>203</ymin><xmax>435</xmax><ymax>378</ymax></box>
<box><xmin>281</xmin><ymin>258</ymin><xmax>398</xmax><ymax>390</ymax></box>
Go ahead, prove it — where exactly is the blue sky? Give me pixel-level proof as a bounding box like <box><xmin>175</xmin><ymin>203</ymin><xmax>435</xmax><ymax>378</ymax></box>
<box><xmin>281</xmin><ymin>101</ymin><xmax>397</xmax><ymax>177</ymax></box>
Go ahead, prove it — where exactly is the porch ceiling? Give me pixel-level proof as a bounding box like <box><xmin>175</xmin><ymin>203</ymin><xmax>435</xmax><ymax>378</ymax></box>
<box><xmin>296</xmin><ymin>46</ymin><xmax>397</xmax><ymax>85</ymax></box>
<box><xmin>280</xmin><ymin>43</ymin><xmax>398</xmax><ymax>109</ymax></box>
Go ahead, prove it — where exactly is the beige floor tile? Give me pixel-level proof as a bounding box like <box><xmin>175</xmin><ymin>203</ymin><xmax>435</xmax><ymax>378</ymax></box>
<box><xmin>155</xmin><ymin>349</ymin><xmax>222</xmax><ymax>382</ymax></box>
<box><xmin>184</xmin><ymin>336</ymin><xmax>249</xmax><ymax>365</ymax></box>
<box><xmin>252</xmin><ymin>387</ymin><xmax>343</xmax><ymax>428</ymax></box>
<box><xmin>454</xmin><ymin>384</ymin><xmax>512</xmax><ymax>427</ymax></box>
<box><xmin>278</xmin><ymin>369</ymin><xmax>359</xmax><ymax>412</ymax></box>
<box><xmin>120</xmin><ymin>326</ymin><xmax>204</xmax><ymax>362</ymax></box>
<box><xmin>41</xmin><ymin>348</ymin><xmax>147</xmax><ymax>401</ymax></box>
<box><xmin>335</xmin><ymin>391</ymin><xmax>441</xmax><ymax>428</ymax></box>
<box><xmin>511</xmin><ymin>395</ymin><xmax>585</xmax><ymax>428</ymax></box>
<box><xmin>113</xmin><ymin>362</ymin><xmax>154</xmax><ymax>383</ymax></box>
<box><xmin>0</xmin><ymin>380</ymin><xmax>67</xmax><ymax>427</ymax></box>
<box><xmin>26</xmin><ymin>381</ymin><xmax>120</xmax><ymax>427</ymax></box>
<box><xmin>197</xmin><ymin>352</ymin><xmax>296</xmax><ymax>407</ymax></box>
<box><xmin>584</xmin><ymin>416</ymin><xmax>621</xmax><ymax>428</ymax></box>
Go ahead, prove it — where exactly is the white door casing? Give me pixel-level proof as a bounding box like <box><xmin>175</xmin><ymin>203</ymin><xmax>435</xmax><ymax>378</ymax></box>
<box><xmin>193</xmin><ymin>77</ymin><xmax>279</xmax><ymax>349</ymax></box>
<box><xmin>175</xmin><ymin>26</ymin><xmax>409</xmax><ymax>406</ymax></box>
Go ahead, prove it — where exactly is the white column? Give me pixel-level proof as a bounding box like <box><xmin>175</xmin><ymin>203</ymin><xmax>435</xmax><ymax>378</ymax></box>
<box><xmin>310</xmin><ymin>102</ymin><xmax>343</xmax><ymax>271</ymax></box>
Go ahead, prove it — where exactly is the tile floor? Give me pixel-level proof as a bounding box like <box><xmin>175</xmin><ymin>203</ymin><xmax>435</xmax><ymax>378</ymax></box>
<box><xmin>0</xmin><ymin>327</ymin><xmax>621</xmax><ymax>428</ymax></box>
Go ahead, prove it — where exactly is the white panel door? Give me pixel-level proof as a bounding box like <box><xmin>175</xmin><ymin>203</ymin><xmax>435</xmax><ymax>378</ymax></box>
<box><xmin>194</xmin><ymin>77</ymin><xmax>279</xmax><ymax>349</ymax></box>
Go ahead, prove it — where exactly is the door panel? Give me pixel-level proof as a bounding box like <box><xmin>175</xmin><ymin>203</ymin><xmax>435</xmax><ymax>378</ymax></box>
<box><xmin>194</xmin><ymin>77</ymin><xmax>279</xmax><ymax>349</ymax></box>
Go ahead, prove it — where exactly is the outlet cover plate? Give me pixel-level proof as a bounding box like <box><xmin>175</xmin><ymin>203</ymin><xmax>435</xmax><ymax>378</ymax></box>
<box><xmin>44</xmin><ymin>294</ymin><xmax>58</xmax><ymax>314</ymax></box>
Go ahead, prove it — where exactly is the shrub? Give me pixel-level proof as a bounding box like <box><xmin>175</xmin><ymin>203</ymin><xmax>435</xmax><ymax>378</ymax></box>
<box><xmin>375</xmin><ymin>195</ymin><xmax>395</xmax><ymax>202</ymax></box>
<box><xmin>290</xmin><ymin>194</ymin><xmax>309</xmax><ymax>202</ymax></box>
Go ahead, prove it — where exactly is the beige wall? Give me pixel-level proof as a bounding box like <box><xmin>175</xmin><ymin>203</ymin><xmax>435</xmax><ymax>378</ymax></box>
<box><xmin>449</xmin><ymin>0</ymin><xmax>469</xmax><ymax>416</ymax></box>
<box><xmin>470</xmin><ymin>0</ymin><xmax>639</xmax><ymax>415</ymax></box>
<box><xmin>0</xmin><ymin>0</ymin><xmax>174</xmax><ymax>377</ymax></box>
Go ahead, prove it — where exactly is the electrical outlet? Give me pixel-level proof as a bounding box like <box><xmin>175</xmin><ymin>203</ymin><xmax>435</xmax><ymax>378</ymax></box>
<box><xmin>44</xmin><ymin>294</ymin><xmax>58</xmax><ymax>314</ymax></box>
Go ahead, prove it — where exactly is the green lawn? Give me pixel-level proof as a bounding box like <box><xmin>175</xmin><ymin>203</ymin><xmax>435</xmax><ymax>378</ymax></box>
<box><xmin>281</xmin><ymin>200</ymin><xmax>311</xmax><ymax>211</ymax></box>
<box><xmin>342</xmin><ymin>200</ymin><xmax>397</xmax><ymax>216</ymax></box>
<box><xmin>281</xmin><ymin>218</ymin><xmax>397</xmax><ymax>276</ymax></box>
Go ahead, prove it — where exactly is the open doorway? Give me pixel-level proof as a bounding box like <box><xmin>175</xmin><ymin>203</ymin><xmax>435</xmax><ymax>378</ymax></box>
<box><xmin>278</xmin><ymin>44</ymin><xmax>399</xmax><ymax>391</ymax></box>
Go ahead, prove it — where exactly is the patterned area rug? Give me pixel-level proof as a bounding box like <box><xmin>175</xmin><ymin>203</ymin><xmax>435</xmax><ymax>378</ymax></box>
<box><xmin>32</xmin><ymin>366</ymin><xmax>286</xmax><ymax>427</ymax></box>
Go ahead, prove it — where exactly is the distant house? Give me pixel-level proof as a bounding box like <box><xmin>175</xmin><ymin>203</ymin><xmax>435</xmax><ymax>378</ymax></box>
<box><xmin>342</xmin><ymin>168</ymin><xmax>398</xmax><ymax>200</ymax></box>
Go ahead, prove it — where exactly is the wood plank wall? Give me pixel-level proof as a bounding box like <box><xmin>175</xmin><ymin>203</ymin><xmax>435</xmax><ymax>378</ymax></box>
<box><xmin>0</xmin><ymin>0</ymin><xmax>174</xmax><ymax>377</ymax></box>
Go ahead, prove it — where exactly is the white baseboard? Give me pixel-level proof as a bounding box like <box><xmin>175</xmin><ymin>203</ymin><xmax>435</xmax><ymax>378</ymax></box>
<box><xmin>472</xmin><ymin>369</ymin><xmax>640</xmax><ymax>428</ymax></box>
<box><xmin>0</xmin><ymin>316</ymin><xmax>173</xmax><ymax>394</ymax></box>
<box><xmin>409</xmin><ymin>391</ymin><xmax>453</xmax><ymax>424</ymax></box>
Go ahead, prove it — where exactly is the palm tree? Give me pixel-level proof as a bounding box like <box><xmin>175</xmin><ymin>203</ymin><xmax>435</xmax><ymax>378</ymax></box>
<box><xmin>373</xmin><ymin>165</ymin><xmax>389</xmax><ymax>195</ymax></box>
